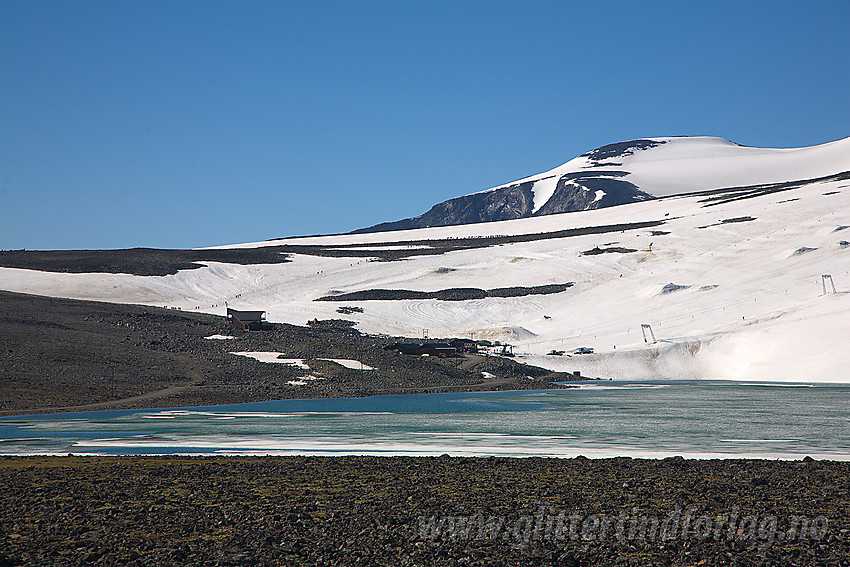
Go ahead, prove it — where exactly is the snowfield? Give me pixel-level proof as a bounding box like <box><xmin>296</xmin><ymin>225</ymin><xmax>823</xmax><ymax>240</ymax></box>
<box><xmin>488</xmin><ymin>135</ymin><xmax>850</xmax><ymax>198</ymax></box>
<box><xmin>2</xmin><ymin>136</ymin><xmax>849</xmax><ymax>383</ymax></box>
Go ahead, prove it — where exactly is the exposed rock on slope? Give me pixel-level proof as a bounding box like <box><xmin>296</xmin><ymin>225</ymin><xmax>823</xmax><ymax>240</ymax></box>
<box><xmin>355</xmin><ymin>140</ymin><xmax>660</xmax><ymax>233</ymax></box>
<box><xmin>354</xmin><ymin>136</ymin><xmax>850</xmax><ymax>233</ymax></box>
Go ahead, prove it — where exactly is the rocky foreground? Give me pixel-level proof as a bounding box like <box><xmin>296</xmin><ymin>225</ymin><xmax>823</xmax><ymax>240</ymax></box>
<box><xmin>0</xmin><ymin>456</ymin><xmax>847</xmax><ymax>566</ymax></box>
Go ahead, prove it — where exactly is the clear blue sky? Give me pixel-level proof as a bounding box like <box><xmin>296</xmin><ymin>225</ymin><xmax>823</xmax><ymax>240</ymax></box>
<box><xmin>2</xmin><ymin>1</ymin><xmax>848</xmax><ymax>250</ymax></box>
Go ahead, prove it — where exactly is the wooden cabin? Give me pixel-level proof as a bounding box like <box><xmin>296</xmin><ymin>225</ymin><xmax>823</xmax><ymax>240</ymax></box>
<box><xmin>227</xmin><ymin>308</ymin><xmax>271</xmax><ymax>331</ymax></box>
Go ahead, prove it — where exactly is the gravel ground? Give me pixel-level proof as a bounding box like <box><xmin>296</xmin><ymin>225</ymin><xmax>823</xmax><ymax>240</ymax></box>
<box><xmin>0</xmin><ymin>456</ymin><xmax>847</xmax><ymax>566</ymax></box>
<box><xmin>0</xmin><ymin>220</ymin><xmax>667</xmax><ymax>272</ymax></box>
<box><xmin>316</xmin><ymin>284</ymin><xmax>574</xmax><ymax>302</ymax></box>
<box><xmin>0</xmin><ymin>248</ymin><xmax>291</xmax><ymax>277</ymax></box>
<box><xmin>0</xmin><ymin>291</ymin><xmax>576</xmax><ymax>415</ymax></box>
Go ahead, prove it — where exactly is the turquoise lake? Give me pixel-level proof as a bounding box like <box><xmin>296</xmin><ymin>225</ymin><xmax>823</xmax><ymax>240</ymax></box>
<box><xmin>2</xmin><ymin>381</ymin><xmax>848</xmax><ymax>459</ymax></box>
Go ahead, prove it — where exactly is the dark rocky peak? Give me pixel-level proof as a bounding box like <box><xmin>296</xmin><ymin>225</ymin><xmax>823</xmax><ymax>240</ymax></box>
<box><xmin>580</xmin><ymin>139</ymin><xmax>666</xmax><ymax>165</ymax></box>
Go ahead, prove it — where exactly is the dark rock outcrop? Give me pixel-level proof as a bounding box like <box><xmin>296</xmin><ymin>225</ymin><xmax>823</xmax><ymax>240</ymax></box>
<box><xmin>354</xmin><ymin>139</ymin><xmax>662</xmax><ymax>234</ymax></box>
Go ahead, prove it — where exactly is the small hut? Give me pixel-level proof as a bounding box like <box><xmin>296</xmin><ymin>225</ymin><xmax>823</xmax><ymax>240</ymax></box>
<box><xmin>227</xmin><ymin>308</ymin><xmax>271</xmax><ymax>331</ymax></box>
<box><xmin>416</xmin><ymin>343</ymin><xmax>457</xmax><ymax>357</ymax></box>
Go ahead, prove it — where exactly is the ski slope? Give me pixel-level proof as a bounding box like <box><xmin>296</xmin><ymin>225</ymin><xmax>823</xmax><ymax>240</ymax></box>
<box><xmin>2</xmin><ymin>136</ymin><xmax>849</xmax><ymax>382</ymax></box>
<box><xmin>486</xmin><ymin>135</ymin><xmax>850</xmax><ymax>199</ymax></box>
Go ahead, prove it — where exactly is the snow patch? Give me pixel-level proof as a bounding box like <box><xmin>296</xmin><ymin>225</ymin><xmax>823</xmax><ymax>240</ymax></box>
<box><xmin>317</xmin><ymin>358</ymin><xmax>374</xmax><ymax>370</ymax></box>
<box><xmin>231</xmin><ymin>353</ymin><xmax>310</xmax><ymax>368</ymax></box>
<box><xmin>287</xmin><ymin>376</ymin><xmax>324</xmax><ymax>386</ymax></box>
<box><xmin>531</xmin><ymin>176</ymin><xmax>560</xmax><ymax>213</ymax></box>
<box><xmin>472</xmin><ymin>326</ymin><xmax>538</xmax><ymax>342</ymax></box>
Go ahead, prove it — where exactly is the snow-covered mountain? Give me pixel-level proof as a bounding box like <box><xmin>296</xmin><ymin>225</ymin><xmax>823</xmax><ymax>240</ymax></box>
<box><xmin>2</xmin><ymin>136</ymin><xmax>850</xmax><ymax>383</ymax></box>
<box><xmin>356</xmin><ymin>136</ymin><xmax>850</xmax><ymax>232</ymax></box>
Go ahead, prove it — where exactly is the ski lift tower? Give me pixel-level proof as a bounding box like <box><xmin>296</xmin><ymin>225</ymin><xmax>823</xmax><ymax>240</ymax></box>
<box><xmin>822</xmin><ymin>274</ymin><xmax>837</xmax><ymax>295</ymax></box>
<box><xmin>641</xmin><ymin>323</ymin><xmax>657</xmax><ymax>344</ymax></box>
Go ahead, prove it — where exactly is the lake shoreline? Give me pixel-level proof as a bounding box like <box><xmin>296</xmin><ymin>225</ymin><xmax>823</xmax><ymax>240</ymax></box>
<box><xmin>4</xmin><ymin>382</ymin><xmax>848</xmax><ymax>461</ymax></box>
<box><xmin>0</xmin><ymin>290</ymin><xmax>583</xmax><ymax>416</ymax></box>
